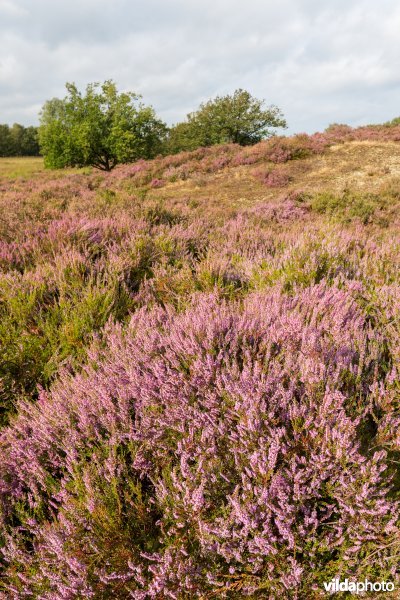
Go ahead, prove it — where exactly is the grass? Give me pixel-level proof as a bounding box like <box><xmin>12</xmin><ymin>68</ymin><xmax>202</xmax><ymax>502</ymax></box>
<box><xmin>297</xmin><ymin>140</ymin><xmax>400</xmax><ymax>194</ymax></box>
<box><xmin>0</xmin><ymin>156</ymin><xmax>91</xmax><ymax>180</ymax></box>
<box><xmin>138</xmin><ymin>140</ymin><xmax>400</xmax><ymax>215</ymax></box>
<box><xmin>0</xmin><ymin>156</ymin><xmax>46</xmax><ymax>178</ymax></box>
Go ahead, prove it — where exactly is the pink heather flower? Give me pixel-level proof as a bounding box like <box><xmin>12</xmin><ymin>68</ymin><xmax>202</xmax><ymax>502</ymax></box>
<box><xmin>0</xmin><ymin>285</ymin><xmax>398</xmax><ymax>596</ymax></box>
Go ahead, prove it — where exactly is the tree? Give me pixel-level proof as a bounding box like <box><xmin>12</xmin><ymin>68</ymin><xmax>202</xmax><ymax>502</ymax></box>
<box><xmin>165</xmin><ymin>89</ymin><xmax>286</xmax><ymax>153</ymax></box>
<box><xmin>0</xmin><ymin>124</ymin><xmax>14</xmax><ymax>156</ymax></box>
<box><xmin>39</xmin><ymin>81</ymin><xmax>167</xmax><ymax>171</ymax></box>
<box><xmin>9</xmin><ymin>123</ymin><xmax>40</xmax><ymax>156</ymax></box>
<box><xmin>383</xmin><ymin>116</ymin><xmax>400</xmax><ymax>127</ymax></box>
<box><xmin>19</xmin><ymin>126</ymin><xmax>40</xmax><ymax>156</ymax></box>
<box><xmin>163</xmin><ymin>122</ymin><xmax>201</xmax><ymax>154</ymax></box>
<box><xmin>0</xmin><ymin>123</ymin><xmax>40</xmax><ymax>156</ymax></box>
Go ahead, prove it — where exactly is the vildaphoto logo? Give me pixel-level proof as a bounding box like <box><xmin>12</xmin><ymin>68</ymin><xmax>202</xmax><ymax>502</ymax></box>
<box><xmin>323</xmin><ymin>578</ymin><xmax>395</xmax><ymax>594</ymax></box>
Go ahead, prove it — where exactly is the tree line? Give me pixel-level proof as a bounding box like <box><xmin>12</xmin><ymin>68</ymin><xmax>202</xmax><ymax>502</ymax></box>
<box><xmin>2</xmin><ymin>81</ymin><xmax>287</xmax><ymax>169</ymax></box>
<box><xmin>0</xmin><ymin>123</ymin><xmax>40</xmax><ymax>157</ymax></box>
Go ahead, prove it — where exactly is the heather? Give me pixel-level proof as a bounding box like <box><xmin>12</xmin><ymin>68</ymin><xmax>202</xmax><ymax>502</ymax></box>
<box><xmin>0</xmin><ymin>126</ymin><xmax>399</xmax><ymax>597</ymax></box>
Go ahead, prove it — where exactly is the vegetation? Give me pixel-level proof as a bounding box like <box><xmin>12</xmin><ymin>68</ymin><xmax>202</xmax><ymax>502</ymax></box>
<box><xmin>0</xmin><ymin>123</ymin><xmax>39</xmax><ymax>157</ymax></box>
<box><xmin>0</xmin><ymin>156</ymin><xmax>44</xmax><ymax>178</ymax></box>
<box><xmin>166</xmin><ymin>88</ymin><xmax>287</xmax><ymax>153</ymax></box>
<box><xmin>37</xmin><ymin>84</ymin><xmax>287</xmax><ymax>167</ymax></box>
<box><xmin>384</xmin><ymin>116</ymin><xmax>400</xmax><ymax>127</ymax></box>
<box><xmin>0</xmin><ymin>123</ymin><xmax>399</xmax><ymax>597</ymax></box>
<box><xmin>38</xmin><ymin>80</ymin><xmax>167</xmax><ymax>171</ymax></box>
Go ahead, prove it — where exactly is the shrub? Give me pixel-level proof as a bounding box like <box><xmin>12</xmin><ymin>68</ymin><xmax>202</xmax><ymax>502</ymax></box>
<box><xmin>252</xmin><ymin>166</ymin><xmax>292</xmax><ymax>187</ymax></box>
<box><xmin>0</xmin><ymin>287</ymin><xmax>398</xmax><ymax>597</ymax></box>
<box><xmin>310</xmin><ymin>191</ymin><xmax>387</xmax><ymax>224</ymax></box>
<box><xmin>1</xmin><ymin>121</ymin><xmax>400</xmax><ymax>597</ymax></box>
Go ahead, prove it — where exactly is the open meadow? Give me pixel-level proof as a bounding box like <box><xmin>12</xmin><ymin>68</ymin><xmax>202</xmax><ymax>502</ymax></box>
<box><xmin>0</xmin><ymin>157</ymin><xmax>45</xmax><ymax>179</ymax></box>
<box><xmin>0</xmin><ymin>126</ymin><xmax>399</xmax><ymax>597</ymax></box>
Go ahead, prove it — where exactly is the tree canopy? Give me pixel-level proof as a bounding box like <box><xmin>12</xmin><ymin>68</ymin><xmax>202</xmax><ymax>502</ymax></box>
<box><xmin>165</xmin><ymin>89</ymin><xmax>287</xmax><ymax>153</ymax></box>
<box><xmin>0</xmin><ymin>123</ymin><xmax>39</xmax><ymax>157</ymax></box>
<box><xmin>37</xmin><ymin>84</ymin><xmax>286</xmax><ymax>166</ymax></box>
<box><xmin>383</xmin><ymin>116</ymin><xmax>400</xmax><ymax>127</ymax></box>
<box><xmin>39</xmin><ymin>81</ymin><xmax>167</xmax><ymax>171</ymax></box>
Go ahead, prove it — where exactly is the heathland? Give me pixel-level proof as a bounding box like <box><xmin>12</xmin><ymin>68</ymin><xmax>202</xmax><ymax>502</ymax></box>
<box><xmin>0</xmin><ymin>124</ymin><xmax>399</xmax><ymax>598</ymax></box>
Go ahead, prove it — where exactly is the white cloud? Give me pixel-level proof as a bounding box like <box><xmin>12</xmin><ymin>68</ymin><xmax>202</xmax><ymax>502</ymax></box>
<box><xmin>0</xmin><ymin>0</ymin><xmax>400</xmax><ymax>131</ymax></box>
<box><xmin>0</xmin><ymin>0</ymin><xmax>28</xmax><ymax>17</ymax></box>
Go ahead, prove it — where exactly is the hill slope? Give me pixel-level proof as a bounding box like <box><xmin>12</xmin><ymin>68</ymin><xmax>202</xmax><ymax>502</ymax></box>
<box><xmin>0</xmin><ymin>128</ymin><xmax>399</xmax><ymax>598</ymax></box>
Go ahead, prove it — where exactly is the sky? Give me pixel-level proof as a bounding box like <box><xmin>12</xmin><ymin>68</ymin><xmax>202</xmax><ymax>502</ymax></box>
<box><xmin>1</xmin><ymin>0</ymin><xmax>400</xmax><ymax>134</ymax></box>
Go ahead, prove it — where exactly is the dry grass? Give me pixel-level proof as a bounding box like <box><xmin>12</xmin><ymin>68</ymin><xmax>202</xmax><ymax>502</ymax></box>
<box><xmin>0</xmin><ymin>156</ymin><xmax>46</xmax><ymax>179</ymax></box>
<box><xmin>142</xmin><ymin>140</ymin><xmax>400</xmax><ymax>220</ymax></box>
<box><xmin>0</xmin><ymin>156</ymin><xmax>90</xmax><ymax>180</ymax></box>
<box><xmin>295</xmin><ymin>140</ymin><xmax>400</xmax><ymax>194</ymax></box>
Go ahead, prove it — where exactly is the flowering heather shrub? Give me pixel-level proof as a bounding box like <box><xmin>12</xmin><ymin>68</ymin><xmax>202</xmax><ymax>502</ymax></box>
<box><xmin>0</xmin><ymin>287</ymin><xmax>399</xmax><ymax>597</ymax></box>
<box><xmin>102</xmin><ymin>132</ymin><xmax>330</xmax><ymax>185</ymax></box>
<box><xmin>252</xmin><ymin>165</ymin><xmax>292</xmax><ymax>187</ymax></box>
<box><xmin>149</xmin><ymin>178</ymin><xmax>165</xmax><ymax>189</ymax></box>
<box><xmin>0</xmin><ymin>130</ymin><xmax>400</xmax><ymax>597</ymax></box>
<box><xmin>261</xmin><ymin>137</ymin><xmax>294</xmax><ymax>163</ymax></box>
<box><xmin>249</xmin><ymin>191</ymin><xmax>310</xmax><ymax>224</ymax></box>
<box><xmin>324</xmin><ymin>123</ymin><xmax>400</xmax><ymax>143</ymax></box>
<box><xmin>259</xmin><ymin>134</ymin><xmax>327</xmax><ymax>163</ymax></box>
<box><xmin>128</xmin><ymin>160</ymin><xmax>148</xmax><ymax>175</ymax></box>
<box><xmin>231</xmin><ymin>134</ymin><xmax>329</xmax><ymax>168</ymax></box>
<box><xmin>163</xmin><ymin>165</ymin><xmax>191</xmax><ymax>181</ymax></box>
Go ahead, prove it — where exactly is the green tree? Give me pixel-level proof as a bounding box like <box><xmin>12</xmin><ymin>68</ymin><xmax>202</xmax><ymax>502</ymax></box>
<box><xmin>163</xmin><ymin>121</ymin><xmax>201</xmax><ymax>154</ymax></box>
<box><xmin>20</xmin><ymin>126</ymin><xmax>40</xmax><ymax>156</ymax></box>
<box><xmin>9</xmin><ymin>123</ymin><xmax>25</xmax><ymax>156</ymax></box>
<box><xmin>383</xmin><ymin>116</ymin><xmax>400</xmax><ymax>127</ymax></box>
<box><xmin>0</xmin><ymin>123</ymin><xmax>39</xmax><ymax>156</ymax></box>
<box><xmin>39</xmin><ymin>81</ymin><xmax>167</xmax><ymax>171</ymax></box>
<box><xmin>9</xmin><ymin>123</ymin><xmax>40</xmax><ymax>156</ymax></box>
<box><xmin>166</xmin><ymin>89</ymin><xmax>286</xmax><ymax>153</ymax></box>
<box><xmin>0</xmin><ymin>124</ymin><xmax>13</xmax><ymax>156</ymax></box>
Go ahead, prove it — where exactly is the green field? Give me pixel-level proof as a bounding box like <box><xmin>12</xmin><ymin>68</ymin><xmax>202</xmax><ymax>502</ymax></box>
<box><xmin>0</xmin><ymin>156</ymin><xmax>92</xmax><ymax>179</ymax></box>
<box><xmin>0</xmin><ymin>156</ymin><xmax>45</xmax><ymax>178</ymax></box>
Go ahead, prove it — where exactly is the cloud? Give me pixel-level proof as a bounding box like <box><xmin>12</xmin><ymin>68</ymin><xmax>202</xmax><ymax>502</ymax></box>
<box><xmin>0</xmin><ymin>0</ymin><xmax>28</xmax><ymax>17</ymax></box>
<box><xmin>0</xmin><ymin>0</ymin><xmax>400</xmax><ymax>132</ymax></box>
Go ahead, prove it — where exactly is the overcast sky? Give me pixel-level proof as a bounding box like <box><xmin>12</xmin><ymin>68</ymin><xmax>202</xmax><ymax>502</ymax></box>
<box><xmin>1</xmin><ymin>0</ymin><xmax>400</xmax><ymax>133</ymax></box>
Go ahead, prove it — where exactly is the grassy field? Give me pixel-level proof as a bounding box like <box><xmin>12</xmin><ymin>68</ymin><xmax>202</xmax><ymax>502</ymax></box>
<box><xmin>0</xmin><ymin>156</ymin><xmax>45</xmax><ymax>178</ymax></box>
<box><xmin>0</xmin><ymin>156</ymin><xmax>92</xmax><ymax>179</ymax></box>
<box><xmin>0</xmin><ymin>129</ymin><xmax>399</xmax><ymax>597</ymax></box>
